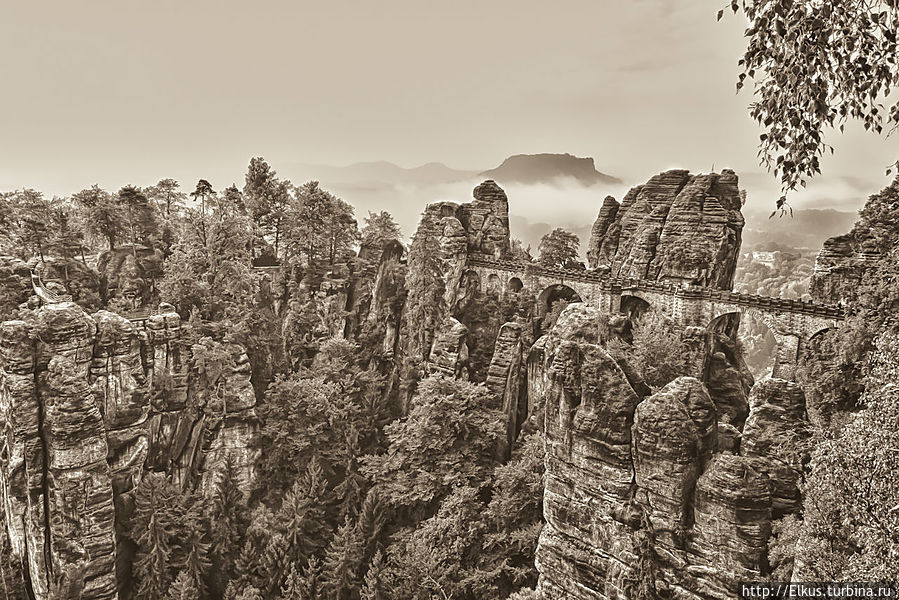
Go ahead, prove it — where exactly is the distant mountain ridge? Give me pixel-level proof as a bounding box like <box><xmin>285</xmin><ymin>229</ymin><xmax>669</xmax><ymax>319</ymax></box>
<box><xmin>286</xmin><ymin>153</ymin><xmax>620</xmax><ymax>190</ymax></box>
<box><xmin>288</xmin><ymin>160</ymin><xmax>476</xmax><ymax>188</ymax></box>
<box><xmin>480</xmin><ymin>153</ymin><xmax>621</xmax><ymax>186</ymax></box>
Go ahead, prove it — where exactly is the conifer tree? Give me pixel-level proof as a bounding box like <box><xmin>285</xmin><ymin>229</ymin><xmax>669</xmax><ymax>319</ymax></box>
<box><xmin>263</xmin><ymin>457</ymin><xmax>331</xmax><ymax>594</ymax></box>
<box><xmin>354</xmin><ymin>489</ymin><xmax>387</xmax><ymax>572</ymax></box>
<box><xmin>165</xmin><ymin>571</ymin><xmax>199</xmax><ymax>600</ymax></box>
<box><xmin>232</xmin><ymin>538</ymin><xmax>264</xmax><ymax>591</ymax></box>
<box><xmin>333</xmin><ymin>426</ymin><xmax>366</xmax><ymax>520</ymax></box>
<box><xmin>360</xmin><ymin>551</ymin><xmax>387</xmax><ymax>600</ymax></box>
<box><xmin>320</xmin><ymin>516</ymin><xmax>364</xmax><ymax>600</ymax></box>
<box><xmin>132</xmin><ymin>479</ymin><xmax>176</xmax><ymax>600</ymax></box>
<box><xmin>117</xmin><ymin>185</ymin><xmax>158</xmax><ymax>252</ymax></box>
<box><xmin>72</xmin><ymin>184</ymin><xmax>125</xmax><ymax>251</ymax></box>
<box><xmin>208</xmin><ymin>454</ymin><xmax>247</xmax><ymax>593</ymax></box>
<box><xmin>278</xmin><ymin>565</ymin><xmax>304</xmax><ymax>600</ymax></box>
<box><xmin>177</xmin><ymin>507</ymin><xmax>211</xmax><ymax>597</ymax></box>
<box><xmin>261</xmin><ymin>533</ymin><xmax>291</xmax><ymax>597</ymax></box>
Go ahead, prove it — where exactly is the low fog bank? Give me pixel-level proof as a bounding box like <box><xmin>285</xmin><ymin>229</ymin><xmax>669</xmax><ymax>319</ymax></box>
<box><xmin>304</xmin><ymin>171</ymin><xmax>872</xmax><ymax>257</ymax></box>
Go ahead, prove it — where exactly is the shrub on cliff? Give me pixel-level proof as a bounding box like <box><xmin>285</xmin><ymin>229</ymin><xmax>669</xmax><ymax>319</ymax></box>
<box><xmin>621</xmin><ymin>310</ymin><xmax>693</xmax><ymax>389</ymax></box>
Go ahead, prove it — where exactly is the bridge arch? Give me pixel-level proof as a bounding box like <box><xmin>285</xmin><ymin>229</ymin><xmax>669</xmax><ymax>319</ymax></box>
<box><xmin>537</xmin><ymin>284</ymin><xmax>583</xmax><ymax>320</ymax></box>
<box><xmin>619</xmin><ymin>294</ymin><xmax>651</xmax><ymax>323</ymax></box>
<box><xmin>508</xmin><ymin>277</ymin><xmax>523</xmax><ymax>293</ymax></box>
<box><xmin>809</xmin><ymin>325</ymin><xmax>834</xmax><ymax>341</ymax></box>
<box><xmin>708</xmin><ymin>311</ymin><xmax>742</xmax><ymax>339</ymax></box>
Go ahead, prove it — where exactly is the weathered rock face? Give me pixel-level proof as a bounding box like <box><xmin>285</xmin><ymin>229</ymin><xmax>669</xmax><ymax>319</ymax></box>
<box><xmin>740</xmin><ymin>378</ymin><xmax>808</xmax><ymax>517</ymax></box>
<box><xmin>534</xmin><ymin>303</ymin><xmax>812</xmax><ymax>600</ymax></box>
<box><xmin>395</xmin><ymin>181</ymin><xmax>513</xmax><ymax>410</ymax></box>
<box><xmin>0</xmin><ymin>302</ymin><xmax>259</xmax><ymax>599</ymax></box>
<box><xmin>0</xmin><ymin>256</ymin><xmax>35</xmax><ymax>319</ymax></box>
<box><xmin>632</xmin><ymin>377</ymin><xmax>716</xmax><ymax>547</ymax></box>
<box><xmin>0</xmin><ymin>304</ymin><xmax>118</xmax><ymax>600</ymax></box>
<box><xmin>427</xmin><ymin>317</ymin><xmax>469</xmax><ymax>378</ymax></box>
<box><xmin>586</xmin><ymin>170</ymin><xmax>744</xmax><ymax>289</ymax></box>
<box><xmin>809</xmin><ymin>232</ymin><xmax>880</xmax><ymax>305</ymax></box>
<box><xmin>535</xmin><ymin>304</ymin><xmax>644</xmax><ymax>600</ymax></box>
<box><xmin>97</xmin><ymin>247</ymin><xmax>164</xmax><ymax>311</ymax></box>
<box><xmin>416</xmin><ymin>180</ymin><xmax>511</xmax><ymax>314</ymax></box>
<box><xmin>485</xmin><ymin>321</ymin><xmax>528</xmax><ymax>457</ymax></box>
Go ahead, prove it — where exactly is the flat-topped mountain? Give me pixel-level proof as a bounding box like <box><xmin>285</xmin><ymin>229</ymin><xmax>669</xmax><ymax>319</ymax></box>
<box><xmin>479</xmin><ymin>153</ymin><xmax>621</xmax><ymax>186</ymax></box>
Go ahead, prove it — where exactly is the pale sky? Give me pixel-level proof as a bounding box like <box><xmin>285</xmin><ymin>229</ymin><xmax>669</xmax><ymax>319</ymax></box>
<box><xmin>2</xmin><ymin>0</ymin><xmax>898</xmax><ymax>214</ymax></box>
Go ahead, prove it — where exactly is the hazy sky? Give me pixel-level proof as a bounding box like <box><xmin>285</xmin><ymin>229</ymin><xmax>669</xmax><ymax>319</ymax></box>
<box><xmin>2</xmin><ymin>0</ymin><xmax>898</xmax><ymax>213</ymax></box>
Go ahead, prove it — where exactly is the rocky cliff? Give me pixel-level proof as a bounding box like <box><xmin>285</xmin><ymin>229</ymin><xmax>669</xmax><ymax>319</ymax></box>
<box><xmin>809</xmin><ymin>176</ymin><xmax>898</xmax><ymax>305</ymax></box>
<box><xmin>533</xmin><ymin>305</ymin><xmax>810</xmax><ymax>599</ymax></box>
<box><xmin>809</xmin><ymin>229</ymin><xmax>881</xmax><ymax>305</ymax></box>
<box><xmin>586</xmin><ymin>170</ymin><xmax>745</xmax><ymax>290</ymax></box>
<box><xmin>0</xmin><ymin>302</ymin><xmax>258</xmax><ymax>599</ymax></box>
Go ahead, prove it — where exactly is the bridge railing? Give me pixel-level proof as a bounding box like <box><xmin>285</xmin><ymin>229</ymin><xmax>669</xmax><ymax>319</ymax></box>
<box><xmin>467</xmin><ymin>254</ymin><xmax>844</xmax><ymax>319</ymax></box>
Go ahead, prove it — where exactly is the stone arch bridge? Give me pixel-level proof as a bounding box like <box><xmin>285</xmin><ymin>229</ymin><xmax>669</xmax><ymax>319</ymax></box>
<box><xmin>467</xmin><ymin>255</ymin><xmax>843</xmax><ymax>379</ymax></box>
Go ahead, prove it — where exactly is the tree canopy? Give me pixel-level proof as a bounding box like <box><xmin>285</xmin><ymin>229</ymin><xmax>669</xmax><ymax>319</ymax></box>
<box><xmin>537</xmin><ymin>228</ymin><xmax>580</xmax><ymax>269</ymax></box>
<box><xmin>728</xmin><ymin>0</ymin><xmax>899</xmax><ymax>201</ymax></box>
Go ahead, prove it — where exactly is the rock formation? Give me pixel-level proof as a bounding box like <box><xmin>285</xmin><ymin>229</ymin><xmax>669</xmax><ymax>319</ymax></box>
<box><xmin>586</xmin><ymin>170</ymin><xmax>745</xmax><ymax>289</ymax></box>
<box><xmin>533</xmin><ymin>304</ymin><xmax>812</xmax><ymax>599</ymax></box>
<box><xmin>0</xmin><ymin>256</ymin><xmax>33</xmax><ymax>318</ymax></box>
<box><xmin>97</xmin><ymin>247</ymin><xmax>165</xmax><ymax>312</ymax></box>
<box><xmin>396</xmin><ymin>180</ymin><xmax>513</xmax><ymax>408</ymax></box>
<box><xmin>809</xmin><ymin>231</ymin><xmax>881</xmax><ymax>305</ymax></box>
<box><xmin>0</xmin><ymin>302</ymin><xmax>259</xmax><ymax>599</ymax></box>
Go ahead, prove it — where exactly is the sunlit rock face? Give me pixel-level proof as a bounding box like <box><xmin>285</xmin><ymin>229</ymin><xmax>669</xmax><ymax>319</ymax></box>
<box><xmin>586</xmin><ymin>169</ymin><xmax>745</xmax><ymax>290</ymax></box>
<box><xmin>534</xmin><ymin>304</ymin><xmax>812</xmax><ymax>600</ymax></box>
<box><xmin>0</xmin><ymin>302</ymin><xmax>259</xmax><ymax>599</ymax></box>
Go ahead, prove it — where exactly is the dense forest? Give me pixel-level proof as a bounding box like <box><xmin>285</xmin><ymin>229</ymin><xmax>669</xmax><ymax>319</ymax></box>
<box><xmin>0</xmin><ymin>159</ymin><xmax>549</xmax><ymax>600</ymax></box>
<box><xmin>0</xmin><ymin>163</ymin><xmax>897</xmax><ymax>600</ymax></box>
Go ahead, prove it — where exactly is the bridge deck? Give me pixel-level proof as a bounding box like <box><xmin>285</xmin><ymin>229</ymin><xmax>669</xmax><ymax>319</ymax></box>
<box><xmin>468</xmin><ymin>255</ymin><xmax>844</xmax><ymax>320</ymax></box>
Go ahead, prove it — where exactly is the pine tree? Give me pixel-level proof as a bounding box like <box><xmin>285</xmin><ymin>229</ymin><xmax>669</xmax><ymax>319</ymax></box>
<box><xmin>354</xmin><ymin>489</ymin><xmax>387</xmax><ymax>572</ymax></box>
<box><xmin>333</xmin><ymin>427</ymin><xmax>366</xmax><ymax>520</ymax></box>
<box><xmin>134</xmin><ymin>501</ymin><xmax>174</xmax><ymax>599</ymax></box>
<box><xmin>278</xmin><ymin>565</ymin><xmax>304</xmax><ymax>600</ymax></box>
<box><xmin>165</xmin><ymin>571</ymin><xmax>199</xmax><ymax>600</ymax></box>
<box><xmin>117</xmin><ymin>185</ymin><xmax>158</xmax><ymax>252</ymax></box>
<box><xmin>178</xmin><ymin>520</ymin><xmax>211</xmax><ymax>597</ymax></box>
<box><xmin>290</xmin><ymin>456</ymin><xmax>330</xmax><ymax>547</ymax></box>
<box><xmin>320</xmin><ymin>516</ymin><xmax>363</xmax><ymax>600</ymax></box>
<box><xmin>299</xmin><ymin>557</ymin><xmax>323</xmax><ymax>600</ymax></box>
<box><xmin>72</xmin><ymin>184</ymin><xmax>125</xmax><ymax>251</ymax></box>
<box><xmin>360</xmin><ymin>551</ymin><xmax>387</xmax><ymax>600</ymax></box>
<box><xmin>263</xmin><ymin>457</ymin><xmax>331</xmax><ymax>593</ymax></box>
<box><xmin>208</xmin><ymin>454</ymin><xmax>247</xmax><ymax>593</ymax></box>
<box><xmin>232</xmin><ymin>538</ymin><xmax>264</xmax><ymax>591</ymax></box>
<box><xmin>260</xmin><ymin>533</ymin><xmax>290</xmax><ymax>597</ymax></box>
